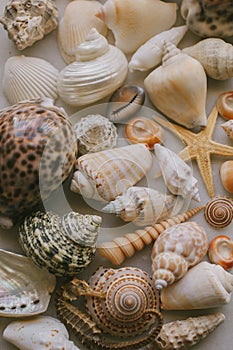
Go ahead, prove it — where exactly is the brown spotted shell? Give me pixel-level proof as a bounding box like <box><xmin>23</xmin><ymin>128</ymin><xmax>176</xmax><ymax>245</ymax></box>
<box><xmin>204</xmin><ymin>196</ymin><xmax>233</xmax><ymax>228</ymax></box>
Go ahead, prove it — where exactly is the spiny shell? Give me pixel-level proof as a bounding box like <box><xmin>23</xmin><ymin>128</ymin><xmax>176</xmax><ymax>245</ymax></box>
<box><xmin>220</xmin><ymin>161</ymin><xmax>233</xmax><ymax>194</ymax></box>
<box><xmin>208</xmin><ymin>235</ymin><xmax>233</xmax><ymax>270</ymax></box>
<box><xmin>3</xmin><ymin>55</ymin><xmax>59</xmax><ymax>105</ymax></box>
<box><xmin>0</xmin><ymin>0</ymin><xmax>58</xmax><ymax>50</ymax></box>
<box><xmin>74</xmin><ymin>114</ymin><xmax>117</xmax><ymax>155</ymax></box>
<box><xmin>0</xmin><ymin>249</ymin><xmax>56</xmax><ymax>317</ymax></box>
<box><xmin>18</xmin><ymin>211</ymin><xmax>102</xmax><ymax>276</ymax></box>
<box><xmin>222</xmin><ymin>120</ymin><xmax>233</xmax><ymax>140</ymax></box>
<box><xmin>204</xmin><ymin>196</ymin><xmax>233</xmax><ymax>228</ymax></box>
<box><xmin>151</xmin><ymin>222</ymin><xmax>208</xmax><ymax>290</ymax></box>
<box><xmin>217</xmin><ymin>91</ymin><xmax>233</xmax><ymax>120</ymax></box>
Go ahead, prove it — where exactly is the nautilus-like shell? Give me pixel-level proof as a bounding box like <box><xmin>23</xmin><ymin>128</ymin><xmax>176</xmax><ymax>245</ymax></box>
<box><xmin>151</xmin><ymin>222</ymin><xmax>208</xmax><ymax>290</ymax></box>
<box><xmin>204</xmin><ymin>196</ymin><xmax>233</xmax><ymax>228</ymax></box>
<box><xmin>18</xmin><ymin>211</ymin><xmax>102</xmax><ymax>276</ymax></box>
<box><xmin>208</xmin><ymin>235</ymin><xmax>233</xmax><ymax>270</ymax></box>
<box><xmin>217</xmin><ymin>91</ymin><xmax>233</xmax><ymax>120</ymax></box>
<box><xmin>220</xmin><ymin>161</ymin><xmax>233</xmax><ymax>194</ymax></box>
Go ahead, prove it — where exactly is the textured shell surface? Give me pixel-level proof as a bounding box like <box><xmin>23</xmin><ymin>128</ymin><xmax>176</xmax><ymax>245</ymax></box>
<box><xmin>160</xmin><ymin>261</ymin><xmax>233</xmax><ymax>310</ymax></box>
<box><xmin>97</xmin><ymin>0</ymin><xmax>177</xmax><ymax>54</ymax></box>
<box><xmin>222</xmin><ymin>119</ymin><xmax>233</xmax><ymax>140</ymax></box>
<box><xmin>204</xmin><ymin>196</ymin><xmax>233</xmax><ymax>228</ymax></box>
<box><xmin>0</xmin><ymin>248</ymin><xmax>56</xmax><ymax>317</ymax></box>
<box><xmin>18</xmin><ymin>211</ymin><xmax>102</xmax><ymax>276</ymax></box>
<box><xmin>144</xmin><ymin>42</ymin><xmax>207</xmax><ymax>129</ymax></box>
<box><xmin>151</xmin><ymin>221</ymin><xmax>208</xmax><ymax>289</ymax></box>
<box><xmin>0</xmin><ymin>99</ymin><xmax>77</xmax><ymax>229</ymax></box>
<box><xmin>3</xmin><ymin>316</ymin><xmax>79</xmax><ymax>350</ymax></box>
<box><xmin>208</xmin><ymin>235</ymin><xmax>233</xmax><ymax>270</ymax></box>
<box><xmin>3</xmin><ymin>55</ymin><xmax>59</xmax><ymax>105</ymax></box>
<box><xmin>220</xmin><ymin>161</ymin><xmax>233</xmax><ymax>194</ymax></box>
<box><xmin>73</xmin><ymin>114</ymin><xmax>117</xmax><ymax>155</ymax></box>
<box><xmin>57</xmin><ymin>29</ymin><xmax>128</xmax><ymax>106</ymax></box>
<box><xmin>0</xmin><ymin>0</ymin><xmax>58</xmax><ymax>50</ymax></box>
<box><xmin>70</xmin><ymin>144</ymin><xmax>152</xmax><ymax>202</ymax></box>
<box><xmin>57</xmin><ymin>0</ymin><xmax>107</xmax><ymax>64</ymax></box>
<box><xmin>217</xmin><ymin>91</ymin><xmax>233</xmax><ymax>120</ymax></box>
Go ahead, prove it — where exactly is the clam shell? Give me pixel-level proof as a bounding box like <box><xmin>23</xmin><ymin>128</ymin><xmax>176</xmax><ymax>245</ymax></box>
<box><xmin>208</xmin><ymin>235</ymin><xmax>233</xmax><ymax>270</ymax></box>
<box><xmin>204</xmin><ymin>196</ymin><xmax>233</xmax><ymax>228</ymax></box>
<box><xmin>220</xmin><ymin>161</ymin><xmax>233</xmax><ymax>194</ymax></box>
<box><xmin>218</xmin><ymin>92</ymin><xmax>233</xmax><ymax>120</ymax></box>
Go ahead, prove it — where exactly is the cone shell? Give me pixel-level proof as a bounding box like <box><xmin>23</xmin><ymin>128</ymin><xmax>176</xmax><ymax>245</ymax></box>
<box><xmin>208</xmin><ymin>235</ymin><xmax>233</xmax><ymax>270</ymax></box>
<box><xmin>217</xmin><ymin>91</ymin><xmax>233</xmax><ymax>120</ymax></box>
<box><xmin>220</xmin><ymin>161</ymin><xmax>233</xmax><ymax>194</ymax></box>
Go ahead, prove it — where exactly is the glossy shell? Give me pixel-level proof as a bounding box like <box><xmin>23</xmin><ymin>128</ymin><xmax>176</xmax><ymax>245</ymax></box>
<box><xmin>220</xmin><ymin>161</ymin><xmax>233</xmax><ymax>194</ymax></box>
<box><xmin>217</xmin><ymin>91</ymin><xmax>233</xmax><ymax>120</ymax></box>
<box><xmin>208</xmin><ymin>235</ymin><xmax>233</xmax><ymax>270</ymax></box>
<box><xmin>204</xmin><ymin>196</ymin><xmax>233</xmax><ymax>228</ymax></box>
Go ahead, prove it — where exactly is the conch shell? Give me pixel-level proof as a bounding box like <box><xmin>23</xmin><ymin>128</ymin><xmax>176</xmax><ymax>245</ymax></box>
<box><xmin>144</xmin><ymin>42</ymin><xmax>207</xmax><ymax>129</ymax></box>
<box><xmin>222</xmin><ymin>119</ymin><xmax>233</xmax><ymax>140</ymax></box>
<box><xmin>220</xmin><ymin>161</ymin><xmax>233</xmax><ymax>194</ymax></box>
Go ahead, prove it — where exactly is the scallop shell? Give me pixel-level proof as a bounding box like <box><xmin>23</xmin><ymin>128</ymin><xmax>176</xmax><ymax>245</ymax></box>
<box><xmin>3</xmin><ymin>55</ymin><xmax>59</xmax><ymax>105</ymax></box>
<box><xmin>57</xmin><ymin>29</ymin><xmax>128</xmax><ymax>106</ymax></box>
<box><xmin>208</xmin><ymin>235</ymin><xmax>233</xmax><ymax>270</ymax></box>
<box><xmin>58</xmin><ymin>0</ymin><xmax>107</xmax><ymax>64</ymax></box>
<box><xmin>144</xmin><ymin>42</ymin><xmax>207</xmax><ymax>129</ymax></box>
<box><xmin>70</xmin><ymin>144</ymin><xmax>152</xmax><ymax>202</ymax></box>
<box><xmin>220</xmin><ymin>161</ymin><xmax>233</xmax><ymax>194</ymax></box>
<box><xmin>3</xmin><ymin>316</ymin><xmax>80</xmax><ymax>350</ymax></box>
<box><xmin>151</xmin><ymin>222</ymin><xmax>208</xmax><ymax>290</ymax></box>
<box><xmin>0</xmin><ymin>0</ymin><xmax>58</xmax><ymax>50</ymax></box>
<box><xmin>96</xmin><ymin>0</ymin><xmax>177</xmax><ymax>54</ymax></box>
<box><xmin>204</xmin><ymin>196</ymin><xmax>233</xmax><ymax>228</ymax></box>
<box><xmin>222</xmin><ymin>120</ymin><xmax>233</xmax><ymax>140</ymax></box>
<box><xmin>0</xmin><ymin>249</ymin><xmax>56</xmax><ymax>317</ymax></box>
<box><xmin>18</xmin><ymin>211</ymin><xmax>102</xmax><ymax>276</ymax></box>
<box><xmin>217</xmin><ymin>91</ymin><xmax>233</xmax><ymax>120</ymax></box>
<box><xmin>74</xmin><ymin>114</ymin><xmax>117</xmax><ymax>155</ymax></box>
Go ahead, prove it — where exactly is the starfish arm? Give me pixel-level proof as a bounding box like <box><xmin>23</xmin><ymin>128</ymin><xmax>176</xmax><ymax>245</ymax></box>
<box><xmin>178</xmin><ymin>147</ymin><xmax>196</xmax><ymax>162</ymax></box>
<box><xmin>205</xmin><ymin>106</ymin><xmax>218</xmax><ymax>138</ymax></box>
<box><xmin>196</xmin><ymin>152</ymin><xmax>215</xmax><ymax>198</ymax></box>
<box><xmin>210</xmin><ymin>140</ymin><xmax>233</xmax><ymax>157</ymax></box>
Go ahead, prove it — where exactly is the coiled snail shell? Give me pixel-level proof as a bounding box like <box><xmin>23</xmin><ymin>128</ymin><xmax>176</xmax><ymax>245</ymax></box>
<box><xmin>204</xmin><ymin>196</ymin><xmax>233</xmax><ymax>228</ymax></box>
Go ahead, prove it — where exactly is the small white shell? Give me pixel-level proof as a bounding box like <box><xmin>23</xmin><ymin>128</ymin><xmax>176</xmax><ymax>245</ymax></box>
<box><xmin>222</xmin><ymin>120</ymin><xmax>233</xmax><ymax>140</ymax></box>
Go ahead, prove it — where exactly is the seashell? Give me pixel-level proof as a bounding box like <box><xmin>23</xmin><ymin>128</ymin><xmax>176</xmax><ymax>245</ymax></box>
<box><xmin>3</xmin><ymin>316</ymin><xmax>79</xmax><ymax>350</ymax></box>
<box><xmin>208</xmin><ymin>235</ymin><xmax>233</xmax><ymax>270</ymax></box>
<box><xmin>182</xmin><ymin>38</ymin><xmax>233</xmax><ymax>80</ymax></box>
<box><xmin>151</xmin><ymin>222</ymin><xmax>208</xmax><ymax>290</ymax></box>
<box><xmin>0</xmin><ymin>0</ymin><xmax>58</xmax><ymax>50</ymax></box>
<box><xmin>73</xmin><ymin>114</ymin><xmax>117</xmax><ymax>155</ymax></box>
<box><xmin>125</xmin><ymin>117</ymin><xmax>163</xmax><ymax>149</ymax></box>
<box><xmin>107</xmin><ymin>85</ymin><xmax>145</xmax><ymax>123</ymax></box>
<box><xmin>220</xmin><ymin>161</ymin><xmax>233</xmax><ymax>194</ymax></box>
<box><xmin>97</xmin><ymin>206</ymin><xmax>204</xmax><ymax>265</ymax></box>
<box><xmin>217</xmin><ymin>91</ymin><xmax>233</xmax><ymax>120</ymax></box>
<box><xmin>154</xmin><ymin>144</ymin><xmax>200</xmax><ymax>202</ymax></box>
<box><xmin>18</xmin><ymin>210</ymin><xmax>102</xmax><ymax>276</ymax></box>
<box><xmin>96</xmin><ymin>0</ymin><xmax>177</xmax><ymax>54</ymax></box>
<box><xmin>58</xmin><ymin>0</ymin><xmax>107</xmax><ymax>64</ymax></box>
<box><xmin>0</xmin><ymin>248</ymin><xmax>56</xmax><ymax>317</ymax></box>
<box><xmin>57</xmin><ymin>28</ymin><xmax>128</xmax><ymax>106</ymax></box>
<box><xmin>181</xmin><ymin>0</ymin><xmax>233</xmax><ymax>38</ymax></box>
<box><xmin>0</xmin><ymin>98</ymin><xmax>77</xmax><ymax>229</ymax></box>
<box><xmin>160</xmin><ymin>261</ymin><xmax>233</xmax><ymax>310</ymax></box>
<box><xmin>144</xmin><ymin>42</ymin><xmax>207</xmax><ymax>129</ymax></box>
<box><xmin>149</xmin><ymin>313</ymin><xmax>225</xmax><ymax>350</ymax></box>
<box><xmin>70</xmin><ymin>144</ymin><xmax>152</xmax><ymax>202</ymax></box>
<box><xmin>3</xmin><ymin>55</ymin><xmax>59</xmax><ymax>105</ymax></box>
<box><xmin>129</xmin><ymin>25</ymin><xmax>187</xmax><ymax>72</ymax></box>
<box><xmin>204</xmin><ymin>196</ymin><xmax>233</xmax><ymax>228</ymax></box>
<box><xmin>222</xmin><ymin>120</ymin><xmax>233</xmax><ymax>141</ymax></box>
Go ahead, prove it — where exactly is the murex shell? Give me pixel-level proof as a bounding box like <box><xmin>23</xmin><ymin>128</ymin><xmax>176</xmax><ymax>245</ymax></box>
<box><xmin>0</xmin><ymin>248</ymin><xmax>56</xmax><ymax>317</ymax></box>
<box><xmin>0</xmin><ymin>99</ymin><xmax>77</xmax><ymax>229</ymax></box>
<box><xmin>18</xmin><ymin>211</ymin><xmax>102</xmax><ymax>276</ymax></box>
<box><xmin>0</xmin><ymin>0</ymin><xmax>58</xmax><ymax>50</ymax></box>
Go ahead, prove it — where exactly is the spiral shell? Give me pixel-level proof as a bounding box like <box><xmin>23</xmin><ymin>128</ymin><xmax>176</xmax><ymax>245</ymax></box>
<box><xmin>204</xmin><ymin>196</ymin><xmax>233</xmax><ymax>228</ymax></box>
<box><xmin>217</xmin><ymin>91</ymin><xmax>233</xmax><ymax>120</ymax></box>
<box><xmin>208</xmin><ymin>235</ymin><xmax>233</xmax><ymax>270</ymax></box>
<box><xmin>222</xmin><ymin>120</ymin><xmax>233</xmax><ymax>141</ymax></box>
<box><xmin>220</xmin><ymin>161</ymin><xmax>233</xmax><ymax>194</ymax></box>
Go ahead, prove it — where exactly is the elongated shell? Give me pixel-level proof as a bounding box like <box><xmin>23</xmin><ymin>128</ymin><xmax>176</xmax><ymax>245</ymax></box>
<box><xmin>208</xmin><ymin>235</ymin><xmax>233</xmax><ymax>270</ymax></box>
<box><xmin>220</xmin><ymin>161</ymin><xmax>233</xmax><ymax>194</ymax></box>
<box><xmin>70</xmin><ymin>144</ymin><xmax>152</xmax><ymax>202</ymax></box>
<box><xmin>0</xmin><ymin>249</ymin><xmax>56</xmax><ymax>317</ymax></box>
<box><xmin>151</xmin><ymin>222</ymin><xmax>208</xmax><ymax>290</ymax></box>
<box><xmin>160</xmin><ymin>262</ymin><xmax>233</xmax><ymax>310</ymax></box>
<box><xmin>144</xmin><ymin>42</ymin><xmax>207</xmax><ymax>129</ymax></box>
<box><xmin>3</xmin><ymin>316</ymin><xmax>80</xmax><ymax>350</ymax></box>
<box><xmin>3</xmin><ymin>56</ymin><xmax>59</xmax><ymax>105</ymax></box>
<box><xmin>222</xmin><ymin>119</ymin><xmax>233</xmax><ymax>140</ymax></box>
<box><xmin>217</xmin><ymin>91</ymin><xmax>233</xmax><ymax>120</ymax></box>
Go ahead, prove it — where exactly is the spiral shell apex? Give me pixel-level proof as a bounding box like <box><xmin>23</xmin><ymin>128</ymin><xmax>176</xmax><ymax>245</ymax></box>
<box><xmin>204</xmin><ymin>196</ymin><xmax>233</xmax><ymax>228</ymax></box>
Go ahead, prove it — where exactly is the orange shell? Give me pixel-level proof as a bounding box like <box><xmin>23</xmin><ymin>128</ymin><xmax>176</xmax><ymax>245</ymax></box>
<box><xmin>216</xmin><ymin>91</ymin><xmax>233</xmax><ymax>120</ymax></box>
<box><xmin>220</xmin><ymin>161</ymin><xmax>233</xmax><ymax>194</ymax></box>
<box><xmin>208</xmin><ymin>235</ymin><xmax>233</xmax><ymax>270</ymax></box>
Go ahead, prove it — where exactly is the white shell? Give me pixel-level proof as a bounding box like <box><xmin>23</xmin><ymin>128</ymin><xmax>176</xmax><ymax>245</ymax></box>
<box><xmin>129</xmin><ymin>25</ymin><xmax>187</xmax><ymax>72</ymax></box>
<box><xmin>57</xmin><ymin>29</ymin><xmax>128</xmax><ymax>106</ymax></box>
<box><xmin>57</xmin><ymin>0</ymin><xmax>107</xmax><ymax>64</ymax></box>
<box><xmin>144</xmin><ymin>41</ymin><xmax>207</xmax><ymax>129</ymax></box>
<box><xmin>3</xmin><ymin>55</ymin><xmax>59</xmax><ymax>105</ymax></box>
<box><xmin>161</xmin><ymin>261</ymin><xmax>233</xmax><ymax>310</ymax></box>
<box><xmin>3</xmin><ymin>316</ymin><xmax>79</xmax><ymax>350</ymax></box>
<box><xmin>222</xmin><ymin>119</ymin><xmax>233</xmax><ymax>140</ymax></box>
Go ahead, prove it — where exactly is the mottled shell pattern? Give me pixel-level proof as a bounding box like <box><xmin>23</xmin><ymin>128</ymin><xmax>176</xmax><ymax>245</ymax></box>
<box><xmin>18</xmin><ymin>211</ymin><xmax>102</xmax><ymax>276</ymax></box>
<box><xmin>204</xmin><ymin>196</ymin><xmax>233</xmax><ymax>228</ymax></box>
<box><xmin>208</xmin><ymin>235</ymin><xmax>233</xmax><ymax>270</ymax></box>
<box><xmin>0</xmin><ymin>0</ymin><xmax>58</xmax><ymax>50</ymax></box>
<box><xmin>222</xmin><ymin>119</ymin><xmax>233</xmax><ymax>140</ymax></box>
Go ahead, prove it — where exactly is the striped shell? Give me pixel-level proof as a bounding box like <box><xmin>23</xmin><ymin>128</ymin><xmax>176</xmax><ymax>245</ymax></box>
<box><xmin>204</xmin><ymin>196</ymin><xmax>233</xmax><ymax>228</ymax></box>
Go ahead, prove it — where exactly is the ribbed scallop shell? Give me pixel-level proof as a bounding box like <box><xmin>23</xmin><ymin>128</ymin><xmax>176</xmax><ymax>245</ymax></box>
<box><xmin>208</xmin><ymin>235</ymin><xmax>233</xmax><ymax>270</ymax></box>
<box><xmin>222</xmin><ymin>120</ymin><xmax>233</xmax><ymax>140</ymax></box>
<box><xmin>3</xmin><ymin>56</ymin><xmax>59</xmax><ymax>105</ymax></box>
<box><xmin>220</xmin><ymin>161</ymin><xmax>233</xmax><ymax>194</ymax></box>
<box><xmin>204</xmin><ymin>196</ymin><xmax>233</xmax><ymax>228</ymax></box>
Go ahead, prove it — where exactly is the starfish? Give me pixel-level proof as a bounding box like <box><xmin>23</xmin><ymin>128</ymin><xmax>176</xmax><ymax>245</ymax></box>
<box><xmin>153</xmin><ymin>106</ymin><xmax>233</xmax><ymax>198</ymax></box>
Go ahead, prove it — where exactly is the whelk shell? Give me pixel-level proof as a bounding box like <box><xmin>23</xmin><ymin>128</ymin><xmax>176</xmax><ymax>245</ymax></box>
<box><xmin>208</xmin><ymin>235</ymin><xmax>233</xmax><ymax>270</ymax></box>
<box><xmin>217</xmin><ymin>91</ymin><xmax>233</xmax><ymax>120</ymax></box>
<box><xmin>220</xmin><ymin>161</ymin><xmax>233</xmax><ymax>194</ymax></box>
<box><xmin>204</xmin><ymin>196</ymin><xmax>233</xmax><ymax>228</ymax></box>
<box><xmin>222</xmin><ymin>119</ymin><xmax>233</xmax><ymax>140</ymax></box>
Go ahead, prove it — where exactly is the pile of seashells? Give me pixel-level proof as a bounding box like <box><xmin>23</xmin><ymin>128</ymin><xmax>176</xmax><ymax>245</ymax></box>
<box><xmin>0</xmin><ymin>0</ymin><xmax>233</xmax><ymax>350</ymax></box>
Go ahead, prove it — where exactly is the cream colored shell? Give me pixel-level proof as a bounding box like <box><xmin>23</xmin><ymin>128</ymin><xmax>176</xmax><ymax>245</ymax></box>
<box><xmin>220</xmin><ymin>161</ymin><xmax>233</xmax><ymax>194</ymax></box>
<box><xmin>222</xmin><ymin>120</ymin><xmax>233</xmax><ymax>140</ymax></box>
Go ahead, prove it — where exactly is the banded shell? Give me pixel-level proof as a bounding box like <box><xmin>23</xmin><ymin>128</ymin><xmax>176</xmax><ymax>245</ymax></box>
<box><xmin>0</xmin><ymin>0</ymin><xmax>58</xmax><ymax>50</ymax></box>
<box><xmin>222</xmin><ymin>120</ymin><xmax>233</xmax><ymax>140</ymax></box>
<box><xmin>57</xmin><ymin>29</ymin><xmax>128</xmax><ymax>107</ymax></box>
<box><xmin>3</xmin><ymin>55</ymin><xmax>59</xmax><ymax>105</ymax></box>
<box><xmin>220</xmin><ymin>161</ymin><xmax>233</xmax><ymax>194</ymax></box>
<box><xmin>204</xmin><ymin>196</ymin><xmax>233</xmax><ymax>228</ymax></box>
<box><xmin>0</xmin><ymin>249</ymin><xmax>56</xmax><ymax>317</ymax></box>
<box><xmin>58</xmin><ymin>0</ymin><xmax>107</xmax><ymax>64</ymax></box>
<box><xmin>70</xmin><ymin>144</ymin><xmax>152</xmax><ymax>202</ymax></box>
<box><xmin>18</xmin><ymin>211</ymin><xmax>102</xmax><ymax>276</ymax></box>
<box><xmin>74</xmin><ymin>114</ymin><xmax>117</xmax><ymax>155</ymax></box>
<box><xmin>208</xmin><ymin>235</ymin><xmax>233</xmax><ymax>270</ymax></box>
<box><xmin>3</xmin><ymin>316</ymin><xmax>79</xmax><ymax>350</ymax></box>
<box><xmin>151</xmin><ymin>222</ymin><xmax>208</xmax><ymax>290</ymax></box>
<box><xmin>217</xmin><ymin>91</ymin><xmax>233</xmax><ymax>120</ymax></box>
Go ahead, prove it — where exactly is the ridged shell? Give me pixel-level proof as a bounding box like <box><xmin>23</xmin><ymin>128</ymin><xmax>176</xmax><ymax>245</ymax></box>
<box><xmin>0</xmin><ymin>249</ymin><xmax>56</xmax><ymax>317</ymax></box>
<box><xmin>217</xmin><ymin>91</ymin><xmax>233</xmax><ymax>120</ymax></box>
<box><xmin>3</xmin><ymin>55</ymin><xmax>59</xmax><ymax>105</ymax></box>
<box><xmin>222</xmin><ymin>119</ymin><xmax>233</xmax><ymax>140</ymax></box>
<box><xmin>220</xmin><ymin>161</ymin><xmax>233</xmax><ymax>194</ymax></box>
<box><xmin>18</xmin><ymin>211</ymin><xmax>102</xmax><ymax>276</ymax></box>
<box><xmin>208</xmin><ymin>235</ymin><xmax>233</xmax><ymax>270</ymax></box>
<box><xmin>204</xmin><ymin>196</ymin><xmax>233</xmax><ymax>228</ymax></box>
